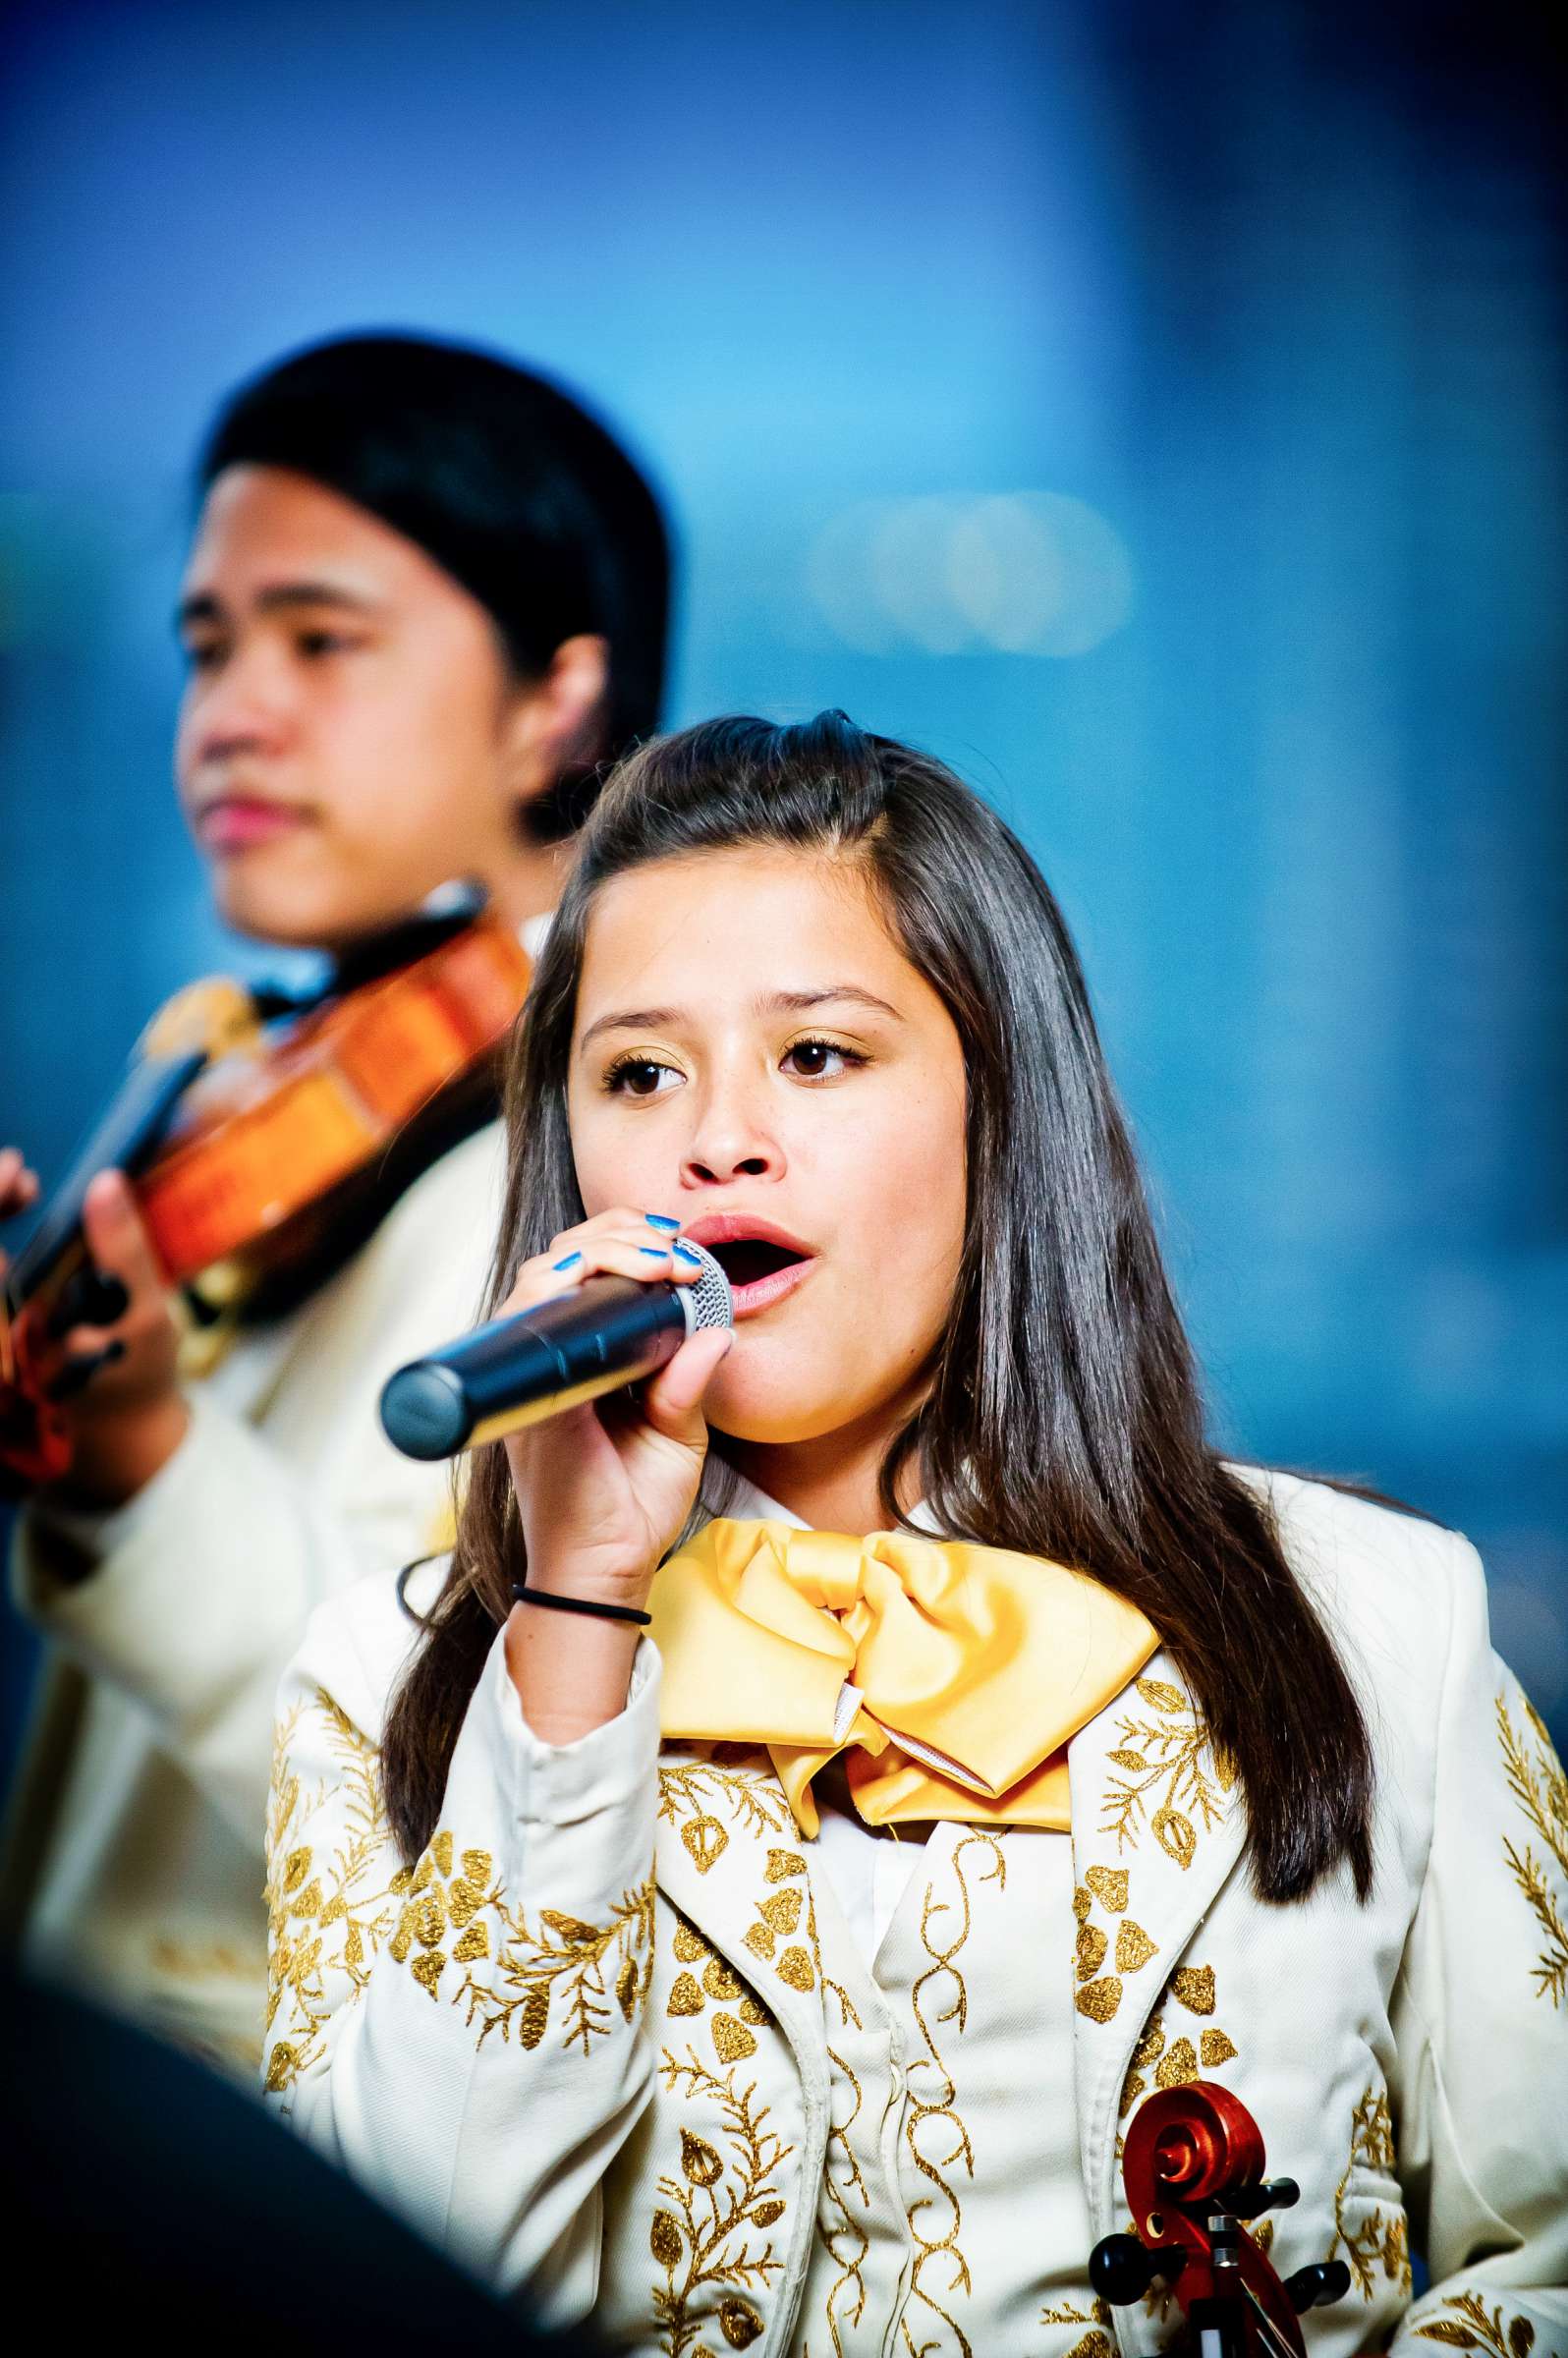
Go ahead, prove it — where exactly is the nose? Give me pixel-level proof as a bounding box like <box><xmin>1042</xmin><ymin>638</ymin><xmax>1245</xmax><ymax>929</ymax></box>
<box><xmin>681</xmin><ymin>1076</ymin><xmax>784</xmax><ymax>1189</ymax></box>
<box><xmin>182</xmin><ymin>640</ymin><xmax>293</xmax><ymax>768</ymax></box>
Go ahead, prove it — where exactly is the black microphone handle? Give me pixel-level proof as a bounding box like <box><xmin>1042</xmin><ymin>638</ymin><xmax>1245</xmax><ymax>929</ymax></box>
<box><xmin>380</xmin><ymin>1275</ymin><xmax>692</xmax><ymax>1460</ymax></box>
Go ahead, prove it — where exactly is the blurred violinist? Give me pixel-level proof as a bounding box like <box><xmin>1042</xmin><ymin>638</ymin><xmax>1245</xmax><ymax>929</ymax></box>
<box><xmin>0</xmin><ymin>332</ymin><xmax>670</xmax><ymax>2070</ymax></box>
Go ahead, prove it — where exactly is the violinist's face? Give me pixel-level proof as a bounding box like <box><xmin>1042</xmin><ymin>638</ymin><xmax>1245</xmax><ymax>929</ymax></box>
<box><xmin>568</xmin><ymin>847</ymin><xmax>969</xmax><ymax>1454</ymax></box>
<box><xmin>176</xmin><ymin>465</ymin><xmax>549</xmax><ymax>948</ymax></box>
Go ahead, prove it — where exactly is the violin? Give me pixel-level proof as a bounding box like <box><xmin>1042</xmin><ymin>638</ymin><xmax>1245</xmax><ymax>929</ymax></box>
<box><xmin>0</xmin><ymin>900</ymin><xmax>532</xmax><ymax>1495</ymax></box>
<box><xmin>1090</xmin><ymin>2082</ymin><xmax>1351</xmax><ymax>2358</ymax></box>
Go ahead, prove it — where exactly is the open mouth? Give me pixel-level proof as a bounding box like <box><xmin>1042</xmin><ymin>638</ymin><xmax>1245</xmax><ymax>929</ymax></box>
<box><xmin>708</xmin><ymin>1238</ymin><xmax>807</xmax><ymax>1289</ymax></box>
<box><xmin>688</xmin><ymin>1222</ymin><xmax>817</xmax><ymax>1318</ymax></box>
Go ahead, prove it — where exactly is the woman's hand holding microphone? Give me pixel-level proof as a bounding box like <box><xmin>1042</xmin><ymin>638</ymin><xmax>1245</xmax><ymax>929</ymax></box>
<box><xmin>499</xmin><ymin>1208</ymin><xmax>732</xmax><ymax>1744</ymax></box>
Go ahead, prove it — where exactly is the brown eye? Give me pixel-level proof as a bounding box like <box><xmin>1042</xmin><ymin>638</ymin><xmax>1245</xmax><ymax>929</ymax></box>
<box><xmin>604</xmin><ymin>1055</ymin><xmax>679</xmax><ymax>1097</ymax></box>
<box><xmin>782</xmin><ymin>1039</ymin><xmax>862</xmax><ymax>1079</ymax></box>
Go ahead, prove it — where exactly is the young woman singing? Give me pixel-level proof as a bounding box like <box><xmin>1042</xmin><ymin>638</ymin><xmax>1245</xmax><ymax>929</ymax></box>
<box><xmin>264</xmin><ymin>714</ymin><xmax>1565</xmax><ymax>2355</ymax></box>
<box><xmin>0</xmin><ymin>333</ymin><xmax>669</xmax><ymax>2069</ymax></box>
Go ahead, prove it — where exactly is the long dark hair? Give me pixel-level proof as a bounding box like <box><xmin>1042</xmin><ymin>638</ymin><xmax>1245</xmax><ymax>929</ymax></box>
<box><xmin>384</xmin><ymin>713</ymin><xmax>1374</xmax><ymax>1902</ymax></box>
<box><xmin>200</xmin><ymin>331</ymin><xmax>670</xmax><ymax>814</ymax></box>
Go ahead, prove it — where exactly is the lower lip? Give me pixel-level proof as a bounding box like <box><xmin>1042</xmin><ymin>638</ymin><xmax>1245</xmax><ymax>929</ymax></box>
<box><xmin>724</xmin><ymin>1256</ymin><xmax>816</xmax><ymax>1320</ymax></box>
<box><xmin>196</xmin><ymin>801</ymin><xmax>309</xmax><ymax>852</ymax></box>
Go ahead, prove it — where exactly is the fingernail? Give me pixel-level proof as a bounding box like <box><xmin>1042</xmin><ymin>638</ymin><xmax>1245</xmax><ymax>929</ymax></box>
<box><xmin>639</xmin><ymin>1244</ymin><xmax>670</xmax><ymax>1259</ymax></box>
<box><xmin>674</xmin><ymin>1242</ymin><xmax>702</xmax><ymax>1264</ymax></box>
<box><xmin>551</xmin><ymin>1251</ymin><xmax>582</xmax><ymax>1270</ymax></box>
<box><xmin>644</xmin><ymin>1212</ymin><xmax>680</xmax><ymax>1232</ymax></box>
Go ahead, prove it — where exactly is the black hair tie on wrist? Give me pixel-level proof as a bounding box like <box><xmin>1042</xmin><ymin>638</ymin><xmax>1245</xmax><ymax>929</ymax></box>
<box><xmin>510</xmin><ymin>1581</ymin><xmax>651</xmax><ymax>1628</ymax></box>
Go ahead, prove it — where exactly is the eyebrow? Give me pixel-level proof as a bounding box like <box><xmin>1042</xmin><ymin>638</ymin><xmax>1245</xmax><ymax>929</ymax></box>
<box><xmin>578</xmin><ymin>985</ymin><xmax>906</xmax><ymax>1052</ymax></box>
<box><xmin>176</xmin><ymin>582</ymin><xmax>386</xmax><ymax>630</ymax></box>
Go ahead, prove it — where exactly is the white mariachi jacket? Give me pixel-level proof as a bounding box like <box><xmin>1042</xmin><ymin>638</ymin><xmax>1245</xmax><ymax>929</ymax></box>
<box><xmin>264</xmin><ymin>1470</ymin><xmax>1568</xmax><ymax>2357</ymax></box>
<box><xmin>4</xmin><ymin>1123</ymin><xmax>503</xmax><ymax>2069</ymax></box>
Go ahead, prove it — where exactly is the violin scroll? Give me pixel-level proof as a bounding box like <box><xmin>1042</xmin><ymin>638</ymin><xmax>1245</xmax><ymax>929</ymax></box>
<box><xmin>1089</xmin><ymin>2081</ymin><xmax>1346</xmax><ymax>2358</ymax></box>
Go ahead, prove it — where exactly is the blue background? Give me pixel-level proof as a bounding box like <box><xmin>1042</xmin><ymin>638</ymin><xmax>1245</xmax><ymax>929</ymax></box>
<box><xmin>2</xmin><ymin>0</ymin><xmax>1564</xmax><ymax>1752</ymax></box>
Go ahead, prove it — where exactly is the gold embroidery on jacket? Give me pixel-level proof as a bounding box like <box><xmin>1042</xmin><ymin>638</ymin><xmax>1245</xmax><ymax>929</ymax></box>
<box><xmin>1117</xmin><ymin>1964</ymin><xmax>1241</xmax><ymax>2120</ymax></box>
<box><xmin>456</xmin><ymin>1877</ymin><xmax>655</xmax><ymax>2054</ymax></box>
<box><xmin>808</xmin><ymin>1881</ymin><xmax>871</xmax><ymax>2358</ymax></box>
<box><xmin>1071</xmin><ymin>1859</ymin><xmax>1159</xmax><ymax>2026</ymax></box>
<box><xmin>896</xmin><ymin>1829</ymin><xmax>1006</xmax><ymax>2358</ymax></box>
<box><xmin>1099</xmin><ymin>1677</ymin><xmax>1232</xmax><ymax>1870</ymax></box>
<box><xmin>658</xmin><ymin>1753</ymin><xmax>793</xmax><ymax>1876</ymax></box>
<box><xmin>652</xmin><ymin>2048</ymin><xmax>791</xmax><ymax>2355</ymax></box>
<box><xmin>663</xmin><ymin>1912</ymin><xmax>772</xmax><ymax>2063</ymax></box>
<box><xmin>1497</xmin><ymin>1689</ymin><xmax>1568</xmax><ymax>2006</ymax></box>
<box><xmin>1412</xmin><ymin>2291</ymin><xmax>1536</xmax><ymax>2357</ymax></box>
<box><xmin>1326</xmin><ymin>2086</ymin><xmax>1412</xmax><ymax>2297</ymax></box>
<box><xmin>386</xmin><ymin>1830</ymin><xmax>503</xmax><ymax>1998</ymax></box>
<box><xmin>263</xmin><ymin>1690</ymin><xmax>400</xmax><ymax>2098</ymax></box>
<box><xmin>1040</xmin><ymin>2296</ymin><xmax>1116</xmax><ymax>2358</ymax></box>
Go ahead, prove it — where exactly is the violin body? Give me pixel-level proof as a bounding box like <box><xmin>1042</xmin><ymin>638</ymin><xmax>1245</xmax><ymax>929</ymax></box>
<box><xmin>0</xmin><ymin>909</ymin><xmax>531</xmax><ymax>1493</ymax></box>
<box><xmin>138</xmin><ymin>919</ymin><xmax>529</xmax><ymax>1281</ymax></box>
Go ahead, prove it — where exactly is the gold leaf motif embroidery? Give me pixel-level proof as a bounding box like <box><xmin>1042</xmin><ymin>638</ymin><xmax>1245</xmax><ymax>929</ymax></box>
<box><xmin>1496</xmin><ymin>1689</ymin><xmax>1568</xmax><ymax>2006</ymax></box>
<box><xmin>1075</xmin><ymin>1975</ymin><xmax>1123</xmax><ymax>2023</ymax></box>
<box><xmin>1076</xmin><ymin>1923</ymin><xmax>1108</xmax><ymax>1981</ymax></box>
<box><xmin>1098</xmin><ymin>1680</ymin><xmax>1228</xmax><ymax>1866</ymax></box>
<box><xmin>663</xmin><ymin>1907</ymin><xmax>774</xmax><ymax>2061</ymax></box>
<box><xmin>1120</xmin><ymin>1969</ymin><xmax>1241</xmax><ymax>2124</ymax></box>
<box><xmin>456</xmin><ymin>1877</ymin><xmax>654</xmax><ymax>2055</ymax></box>
<box><xmin>713</xmin><ymin>2011</ymin><xmax>758</xmax><ymax>2062</ymax></box>
<box><xmin>683</xmin><ymin>1817</ymin><xmax>729</xmax><ymax>1873</ymax></box>
<box><xmin>1114</xmin><ymin>1919</ymin><xmax>1157</xmax><ymax>1974</ymax></box>
<box><xmin>759</xmin><ymin>1888</ymin><xmax>803</xmax><ymax>1935</ymax></box>
<box><xmin>1084</xmin><ymin>1866</ymin><xmax>1129</xmax><ymax>1911</ymax></box>
<box><xmin>1040</xmin><ymin>2296</ymin><xmax>1116</xmax><ymax>2358</ymax></box>
<box><xmin>1327</xmin><ymin>2085</ymin><xmax>1413</xmax><ymax>2297</ymax></box>
<box><xmin>653</xmin><ymin>2048</ymin><xmax>791</xmax><ymax>2356</ymax></box>
<box><xmin>765</xmin><ymin>1849</ymin><xmax>807</xmax><ymax>1882</ymax></box>
<box><xmin>777</xmin><ymin>1945</ymin><xmax>815</xmax><ymax>1991</ymax></box>
<box><xmin>657</xmin><ymin>1758</ymin><xmax>793</xmax><ymax>1873</ymax></box>
<box><xmin>1154</xmin><ymin>2035</ymin><xmax>1199</xmax><ymax>2089</ymax></box>
<box><xmin>1169</xmin><ymin>1964</ymin><xmax>1215</xmax><ymax>2014</ymax></box>
<box><xmin>667</xmin><ymin>1973</ymin><xmax>704</xmax><ymax>2016</ymax></box>
<box><xmin>263</xmin><ymin>1690</ymin><xmax>402</xmax><ymax>2100</ymax></box>
<box><xmin>719</xmin><ymin>2295</ymin><xmax>765</xmax><ymax>2347</ymax></box>
<box><xmin>1412</xmin><ymin>2292</ymin><xmax>1535</xmax><ymax>2357</ymax></box>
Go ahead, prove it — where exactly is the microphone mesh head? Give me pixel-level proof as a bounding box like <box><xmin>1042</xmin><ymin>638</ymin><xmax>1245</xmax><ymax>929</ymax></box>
<box><xmin>680</xmin><ymin>1238</ymin><xmax>734</xmax><ymax>1332</ymax></box>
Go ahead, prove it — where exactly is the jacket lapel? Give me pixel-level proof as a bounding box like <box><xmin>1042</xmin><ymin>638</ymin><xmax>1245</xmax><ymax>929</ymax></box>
<box><xmin>650</xmin><ymin>1742</ymin><xmax>832</xmax><ymax>2091</ymax></box>
<box><xmin>1066</xmin><ymin>1650</ymin><xmax>1249</xmax><ymax>2233</ymax></box>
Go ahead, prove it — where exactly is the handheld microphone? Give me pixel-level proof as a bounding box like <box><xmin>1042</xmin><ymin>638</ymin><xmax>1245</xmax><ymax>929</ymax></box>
<box><xmin>378</xmin><ymin>1239</ymin><xmax>733</xmax><ymax>1460</ymax></box>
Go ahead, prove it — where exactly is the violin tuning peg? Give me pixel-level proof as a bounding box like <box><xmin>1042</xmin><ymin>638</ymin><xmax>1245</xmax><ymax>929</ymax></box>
<box><xmin>1228</xmin><ymin>2174</ymin><xmax>1300</xmax><ymax>2219</ymax></box>
<box><xmin>1089</xmin><ymin>2232</ymin><xmax>1170</xmax><ymax>2307</ymax></box>
<box><xmin>1281</xmin><ymin>2261</ymin><xmax>1352</xmax><ymax>2314</ymax></box>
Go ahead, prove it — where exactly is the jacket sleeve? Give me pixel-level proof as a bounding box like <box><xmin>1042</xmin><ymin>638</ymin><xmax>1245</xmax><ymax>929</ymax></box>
<box><xmin>264</xmin><ymin>1608</ymin><xmax>659</xmax><ymax>2319</ymax></box>
<box><xmin>1388</xmin><ymin>1532</ymin><xmax>1568</xmax><ymax>2354</ymax></box>
<box><xmin>9</xmin><ymin>1131</ymin><xmax>497</xmax><ymax>1852</ymax></box>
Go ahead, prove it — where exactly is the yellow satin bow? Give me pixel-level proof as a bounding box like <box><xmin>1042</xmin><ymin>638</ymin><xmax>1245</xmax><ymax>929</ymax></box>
<box><xmin>648</xmin><ymin>1519</ymin><xmax>1159</xmax><ymax>1835</ymax></box>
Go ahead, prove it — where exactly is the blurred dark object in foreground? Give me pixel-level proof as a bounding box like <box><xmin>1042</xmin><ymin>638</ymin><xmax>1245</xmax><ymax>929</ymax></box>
<box><xmin>3</xmin><ymin>1972</ymin><xmax>604</xmax><ymax>2354</ymax></box>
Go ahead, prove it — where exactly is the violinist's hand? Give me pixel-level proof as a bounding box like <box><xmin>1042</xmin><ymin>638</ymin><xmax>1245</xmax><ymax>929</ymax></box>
<box><xmin>500</xmin><ymin>1208</ymin><xmax>732</xmax><ymax>1742</ymax></box>
<box><xmin>0</xmin><ymin>1145</ymin><xmax>41</xmax><ymax>1225</ymax></box>
<box><xmin>34</xmin><ymin>1170</ymin><xmax>190</xmax><ymax>1509</ymax></box>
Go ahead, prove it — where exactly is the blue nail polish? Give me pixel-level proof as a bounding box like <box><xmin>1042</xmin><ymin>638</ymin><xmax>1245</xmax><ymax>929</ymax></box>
<box><xmin>639</xmin><ymin>1244</ymin><xmax>669</xmax><ymax>1259</ymax></box>
<box><xmin>552</xmin><ymin>1250</ymin><xmax>582</xmax><ymax>1270</ymax></box>
<box><xmin>644</xmin><ymin>1212</ymin><xmax>680</xmax><ymax>1232</ymax></box>
<box><xmin>674</xmin><ymin>1242</ymin><xmax>701</xmax><ymax>1263</ymax></box>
